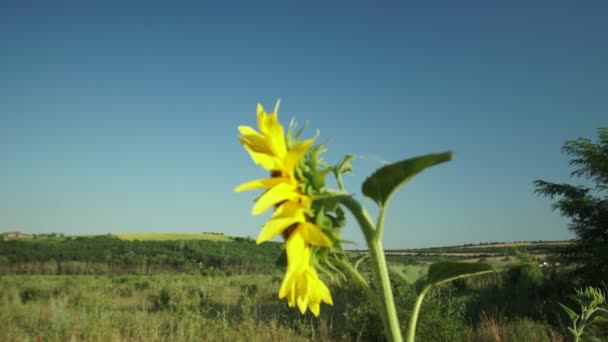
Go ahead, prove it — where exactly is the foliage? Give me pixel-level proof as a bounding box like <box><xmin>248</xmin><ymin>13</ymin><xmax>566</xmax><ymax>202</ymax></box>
<box><xmin>559</xmin><ymin>286</ymin><xmax>608</xmax><ymax>342</ymax></box>
<box><xmin>465</xmin><ymin>314</ymin><xmax>564</xmax><ymax>342</ymax></box>
<box><xmin>0</xmin><ymin>235</ymin><xmax>281</xmax><ymax>275</ymax></box>
<box><xmin>534</xmin><ymin>127</ymin><xmax>608</xmax><ymax>287</ymax></box>
<box><xmin>341</xmin><ymin>272</ymin><xmax>468</xmax><ymax>342</ymax></box>
<box><xmin>0</xmin><ymin>274</ymin><xmax>321</xmax><ymax>341</ymax></box>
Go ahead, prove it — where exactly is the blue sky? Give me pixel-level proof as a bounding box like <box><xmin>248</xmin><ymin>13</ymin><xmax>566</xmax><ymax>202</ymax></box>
<box><xmin>1</xmin><ymin>1</ymin><xmax>606</xmax><ymax>249</ymax></box>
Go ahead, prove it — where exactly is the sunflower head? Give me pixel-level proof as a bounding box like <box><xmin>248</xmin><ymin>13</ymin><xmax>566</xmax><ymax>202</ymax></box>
<box><xmin>236</xmin><ymin>100</ymin><xmax>352</xmax><ymax>316</ymax></box>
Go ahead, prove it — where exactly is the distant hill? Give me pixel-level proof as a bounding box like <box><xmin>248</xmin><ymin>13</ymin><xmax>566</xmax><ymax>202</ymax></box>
<box><xmin>114</xmin><ymin>232</ymin><xmax>235</xmax><ymax>242</ymax></box>
<box><xmin>349</xmin><ymin>240</ymin><xmax>571</xmax><ymax>264</ymax></box>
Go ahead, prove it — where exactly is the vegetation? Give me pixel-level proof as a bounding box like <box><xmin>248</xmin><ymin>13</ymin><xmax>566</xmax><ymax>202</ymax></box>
<box><xmin>559</xmin><ymin>287</ymin><xmax>608</xmax><ymax>342</ymax></box>
<box><xmin>1</xmin><ymin>233</ymin><xmax>607</xmax><ymax>341</ymax></box>
<box><xmin>0</xmin><ymin>270</ymin><xmax>572</xmax><ymax>342</ymax></box>
<box><xmin>0</xmin><ymin>234</ymin><xmax>280</xmax><ymax>275</ymax></box>
<box><xmin>5</xmin><ymin>123</ymin><xmax>608</xmax><ymax>342</ymax></box>
<box><xmin>535</xmin><ymin>127</ymin><xmax>608</xmax><ymax>287</ymax></box>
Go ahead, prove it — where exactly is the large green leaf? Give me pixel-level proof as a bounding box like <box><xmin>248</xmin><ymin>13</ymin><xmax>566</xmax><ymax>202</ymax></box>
<box><xmin>362</xmin><ymin>151</ymin><xmax>452</xmax><ymax>207</ymax></box>
<box><xmin>426</xmin><ymin>261</ymin><xmax>493</xmax><ymax>286</ymax></box>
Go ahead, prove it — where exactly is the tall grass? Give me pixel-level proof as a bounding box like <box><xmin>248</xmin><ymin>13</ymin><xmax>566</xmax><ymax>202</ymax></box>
<box><xmin>0</xmin><ymin>271</ymin><xmax>581</xmax><ymax>341</ymax></box>
<box><xmin>0</xmin><ymin>274</ymin><xmax>327</xmax><ymax>341</ymax></box>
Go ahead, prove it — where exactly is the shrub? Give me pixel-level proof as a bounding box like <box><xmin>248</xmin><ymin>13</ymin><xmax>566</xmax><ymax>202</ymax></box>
<box><xmin>342</xmin><ymin>273</ymin><xmax>467</xmax><ymax>341</ymax></box>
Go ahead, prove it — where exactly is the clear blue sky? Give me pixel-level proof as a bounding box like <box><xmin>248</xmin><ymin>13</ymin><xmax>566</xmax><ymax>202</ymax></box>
<box><xmin>1</xmin><ymin>1</ymin><xmax>606</xmax><ymax>249</ymax></box>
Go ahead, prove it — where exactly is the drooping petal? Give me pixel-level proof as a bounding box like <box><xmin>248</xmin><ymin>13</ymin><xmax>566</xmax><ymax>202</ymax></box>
<box><xmin>242</xmin><ymin>145</ymin><xmax>281</xmax><ymax>171</ymax></box>
<box><xmin>320</xmin><ymin>281</ymin><xmax>333</xmax><ymax>305</ymax></box>
<box><xmin>296</xmin><ymin>278</ymin><xmax>309</xmax><ymax>314</ymax></box>
<box><xmin>257</xmin><ymin>201</ymin><xmax>307</xmax><ymax>243</ymax></box>
<box><xmin>257</xmin><ymin>216</ymin><xmax>303</xmax><ymax>244</ymax></box>
<box><xmin>270</xmin><ymin>200</ymin><xmax>306</xmax><ymax>219</ymax></box>
<box><xmin>238</xmin><ymin>126</ymin><xmax>271</xmax><ymax>154</ymax></box>
<box><xmin>309</xmin><ymin>301</ymin><xmax>321</xmax><ymax>317</ymax></box>
<box><xmin>234</xmin><ymin>177</ymin><xmax>292</xmax><ymax>192</ymax></box>
<box><xmin>284</xmin><ymin>138</ymin><xmax>315</xmax><ymax>176</ymax></box>
<box><xmin>279</xmin><ymin>233</ymin><xmax>308</xmax><ymax>298</ymax></box>
<box><xmin>238</xmin><ymin>125</ymin><xmax>261</xmax><ymax>137</ymax></box>
<box><xmin>252</xmin><ymin>183</ymin><xmax>299</xmax><ymax>215</ymax></box>
<box><xmin>299</xmin><ymin>222</ymin><xmax>333</xmax><ymax>247</ymax></box>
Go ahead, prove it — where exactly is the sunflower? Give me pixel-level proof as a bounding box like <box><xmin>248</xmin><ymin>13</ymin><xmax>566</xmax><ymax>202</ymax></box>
<box><xmin>279</xmin><ymin>226</ymin><xmax>333</xmax><ymax>316</ymax></box>
<box><xmin>235</xmin><ymin>101</ymin><xmax>334</xmax><ymax>316</ymax></box>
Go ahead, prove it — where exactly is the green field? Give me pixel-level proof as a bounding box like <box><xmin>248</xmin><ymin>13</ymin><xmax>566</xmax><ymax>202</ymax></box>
<box><xmin>114</xmin><ymin>232</ymin><xmax>234</xmax><ymax>242</ymax></box>
<box><xmin>0</xmin><ymin>271</ymin><xmax>568</xmax><ymax>341</ymax></box>
<box><xmin>1</xmin><ymin>235</ymin><xmax>604</xmax><ymax>341</ymax></box>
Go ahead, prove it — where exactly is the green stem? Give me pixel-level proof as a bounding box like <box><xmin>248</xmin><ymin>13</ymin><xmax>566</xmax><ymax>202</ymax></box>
<box><xmin>407</xmin><ymin>286</ymin><xmax>430</xmax><ymax>342</ymax></box>
<box><xmin>376</xmin><ymin>206</ymin><xmax>387</xmax><ymax>239</ymax></box>
<box><xmin>337</xmin><ymin>195</ymin><xmax>376</xmax><ymax>241</ymax></box>
<box><xmin>335</xmin><ymin>258</ymin><xmax>379</xmax><ymax>308</ymax></box>
<box><xmin>368</xmin><ymin>237</ymin><xmax>403</xmax><ymax>342</ymax></box>
<box><xmin>339</xmin><ymin>196</ymin><xmax>402</xmax><ymax>342</ymax></box>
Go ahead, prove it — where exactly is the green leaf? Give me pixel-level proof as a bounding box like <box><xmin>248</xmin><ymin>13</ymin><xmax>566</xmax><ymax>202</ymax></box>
<box><xmin>559</xmin><ymin>302</ymin><xmax>580</xmax><ymax>323</ymax></box>
<box><xmin>313</xmin><ymin>192</ymin><xmax>352</xmax><ymax>207</ymax></box>
<box><xmin>591</xmin><ymin>315</ymin><xmax>608</xmax><ymax>325</ymax></box>
<box><xmin>362</xmin><ymin>151</ymin><xmax>452</xmax><ymax>207</ymax></box>
<box><xmin>425</xmin><ymin>261</ymin><xmax>493</xmax><ymax>286</ymax></box>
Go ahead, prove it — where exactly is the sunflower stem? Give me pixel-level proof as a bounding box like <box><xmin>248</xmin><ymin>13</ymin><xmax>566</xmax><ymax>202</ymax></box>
<box><xmin>335</xmin><ymin>258</ymin><xmax>379</xmax><ymax>308</ymax></box>
<box><xmin>376</xmin><ymin>205</ymin><xmax>387</xmax><ymax>239</ymax></box>
<box><xmin>338</xmin><ymin>196</ymin><xmax>403</xmax><ymax>341</ymax></box>
<box><xmin>368</xmin><ymin>235</ymin><xmax>403</xmax><ymax>342</ymax></box>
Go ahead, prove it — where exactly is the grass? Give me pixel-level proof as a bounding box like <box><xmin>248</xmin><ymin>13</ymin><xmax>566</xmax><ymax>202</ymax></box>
<box><xmin>114</xmin><ymin>233</ymin><xmax>234</xmax><ymax>242</ymax></box>
<box><xmin>0</xmin><ymin>274</ymin><xmax>324</xmax><ymax>341</ymax></box>
<box><xmin>0</xmin><ymin>268</ymin><xmax>575</xmax><ymax>341</ymax></box>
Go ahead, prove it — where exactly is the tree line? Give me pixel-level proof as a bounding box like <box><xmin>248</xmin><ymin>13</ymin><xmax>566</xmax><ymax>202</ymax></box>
<box><xmin>0</xmin><ymin>235</ymin><xmax>282</xmax><ymax>275</ymax></box>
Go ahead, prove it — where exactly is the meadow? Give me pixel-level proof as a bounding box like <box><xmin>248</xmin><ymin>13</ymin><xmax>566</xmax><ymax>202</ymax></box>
<box><xmin>0</xmin><ymin>235</ymin><xmax>605</xmax><ymax>341</ymax></box>
<box><xmin>0</xmin><ymin>272</ymin><xmax>567</xmax><ymax>341</ymax></box>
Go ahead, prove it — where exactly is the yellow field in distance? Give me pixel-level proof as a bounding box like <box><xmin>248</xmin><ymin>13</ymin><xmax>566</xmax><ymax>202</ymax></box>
<box><xmin>114</xmin><ymin>233</ymin><xmax>233</xmax><ymax>242</ymax></box>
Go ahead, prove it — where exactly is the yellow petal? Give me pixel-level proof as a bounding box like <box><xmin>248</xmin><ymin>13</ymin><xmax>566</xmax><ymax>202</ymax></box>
<box><xmin>309</xmin><ymin>301</ymin><xmax>320</xmax><ymax>317</ymax></box>
<box><xmin>284</xmin><ymin>138</ymin><xmax>315</xmax><ymax>175</ymax></box>
<box><xmin>297</xmin><ymin>292</ymin><xmax>309</xmax><ymax>315</ymax></box>
<box><xmin>234</xmin><ymin>177</ymin><xmax>292</xmax><ymax>192</ymax></box>
<box><xmin>286</xmin><ymin>232</ymin><xmax>310</xmax><ymax>266</ymax></box>
<box><xmin>279</xmin><ymin>233</ymin><xmax>308</xmax><ymax>297</ymax></box>
<box><xmin>238</xmin><ymin>125</ymin><xmax>261</xmax><ymax>136</ymax></box>
<box><xmin>321</xmin><ymin>283</ymin><xmax>333</xmax><ymax>305</ymax></box>
<box><xmin>270</xmin><ymin>200</ymin><xmax>305</xmax><ymax>219</ymax></box>
<box><xmin>243</xmin><ymin>145</ymin><xmax>280</xmax><ymax>171</ymax></box>
<box><xmin>299</xmin><ymin>222</ymin><xmax>333</xmax><ymax>247</ymax></box>
<box><xmin>252</xmin><ymin>183</ymin><xmax>299</xmax><ymax>215</ymax></box>
<box><xmin>238</xmin><ymin>126</ymin><xmax>271</xmax><ymax>154</ymax></box>
<box><xmin>257</xmin><ymin>216</ymin><xmax>302</xmax><ymax>244</ymax></box>
<box><xmin>266</xmin><ymin>115</ymin><xmax>287</xmax><ymax>158</ymax></box>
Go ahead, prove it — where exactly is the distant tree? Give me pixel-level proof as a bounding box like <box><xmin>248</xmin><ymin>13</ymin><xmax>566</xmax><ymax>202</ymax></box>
<box><xmin>534</xmin><ymin>127</ymin><xmax>608</xmax><ymax>287</ymax></box>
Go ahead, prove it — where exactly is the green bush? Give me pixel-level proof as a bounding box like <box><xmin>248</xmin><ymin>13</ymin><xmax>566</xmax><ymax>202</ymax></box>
<box><xmin>341</xmin><ymin>273</ymin><xmax>467</xmax><ymax>341</ymax></box>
